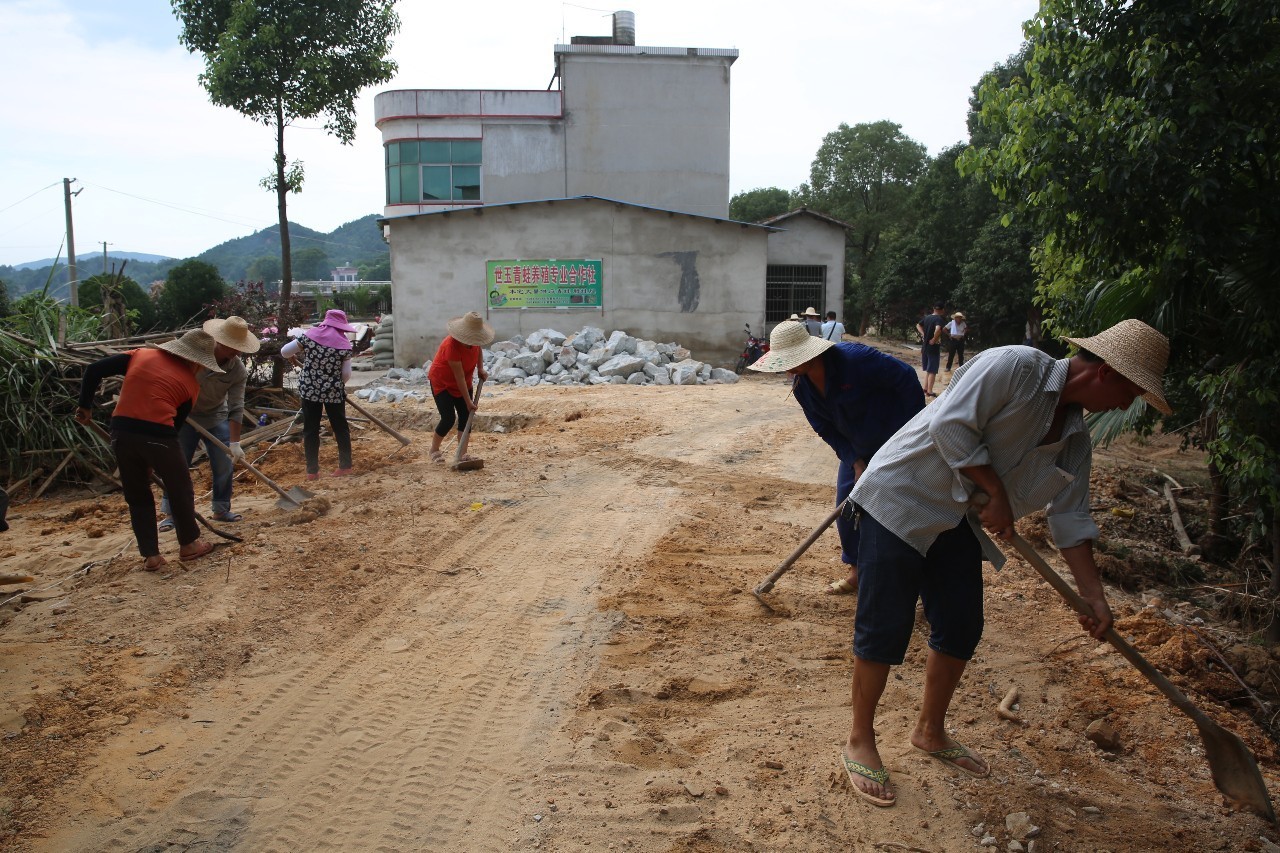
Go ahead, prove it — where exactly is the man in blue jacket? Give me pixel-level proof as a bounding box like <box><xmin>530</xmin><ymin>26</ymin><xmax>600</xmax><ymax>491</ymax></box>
<box><xmin>750</xmin><ymin>320</ymin><xmax>924</xmax><ymax>595</ymax></box>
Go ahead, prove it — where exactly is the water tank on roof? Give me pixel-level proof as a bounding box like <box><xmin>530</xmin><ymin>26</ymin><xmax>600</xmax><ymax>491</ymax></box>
<box><xmin>613</xmin><ymin>10</ymin><xmax>635</xmax><ymax>45</ymax></box>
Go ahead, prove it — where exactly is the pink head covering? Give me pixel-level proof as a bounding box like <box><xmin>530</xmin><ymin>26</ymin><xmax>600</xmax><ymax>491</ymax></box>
<box><xmin>303</xmin><ymin>309</ymin><xmax>356</xmax><ymax>351</ymax></box>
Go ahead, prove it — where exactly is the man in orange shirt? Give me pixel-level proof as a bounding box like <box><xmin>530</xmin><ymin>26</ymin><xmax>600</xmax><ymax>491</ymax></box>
<box><xmin>77</xmin><ymin>330</ymin><xmax>223</xmax><ymax>570</ymax></box>
<box><xmin>427</xmin><ymin>312</ymin><xmax>493</xmax><ymax>464</ymax></box>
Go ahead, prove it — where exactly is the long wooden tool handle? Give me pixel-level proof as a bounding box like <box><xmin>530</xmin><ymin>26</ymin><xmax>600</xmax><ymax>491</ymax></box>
<box><xmin>455</xmin><ymin>378</ymin><xmax>485</xmax><ymax>463</ymax></box>
<box><xmin>185</xmin><ymin>420</ymin><xmax>299</xmax><ymax>506</ymax></box>
<box><xmin>79</xmin><ymin>419</ymin><xmax>242</xmax><ymax>543</ymax></box>
<box><xmin>1008</xmin><ymin>533</ymin><xmax>1201</xmax><ymax>719</ymax></box>
<box><xmin>345</xmin><ymin>395</ymin><xmax>411</xmax><ymax>446</ymax></box>
<box><xmin>753</xmin><ymin>503</ymin><xmax>845</xmax><ymax>594</ymax></box>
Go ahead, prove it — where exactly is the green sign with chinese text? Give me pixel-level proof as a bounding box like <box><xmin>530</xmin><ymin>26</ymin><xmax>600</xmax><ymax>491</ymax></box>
<box><xmin>486</xmin><ymin>259</ymin><xmax>603</xmax><ymax>308</ymax></box>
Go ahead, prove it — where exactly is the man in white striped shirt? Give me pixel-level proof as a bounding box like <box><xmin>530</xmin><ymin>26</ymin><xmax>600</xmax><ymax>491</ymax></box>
<box><xmin>838</xmin><ymin>319</ymin><xmax>1171</xmax><ymax>808</ymax></box>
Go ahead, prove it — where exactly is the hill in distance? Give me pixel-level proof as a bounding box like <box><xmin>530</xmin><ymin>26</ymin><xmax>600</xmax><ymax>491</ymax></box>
<box><xmin>2</xmin><ymin>214</ymin><xmax>388</xmax><ymax>296</ymax></box>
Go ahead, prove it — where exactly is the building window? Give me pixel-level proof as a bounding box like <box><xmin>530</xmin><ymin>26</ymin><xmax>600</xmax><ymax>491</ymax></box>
<box><xmin>765</xmin><ymin>265</ymin><xmax>826</xmax><ymax>323</ymax></box>
<box><xmin>386</xmin><ymin>139</ymin><xmax>481</xmax><ymax>204</ymax></box>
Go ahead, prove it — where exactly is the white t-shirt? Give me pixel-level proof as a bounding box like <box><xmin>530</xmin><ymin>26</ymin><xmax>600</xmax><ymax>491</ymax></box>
<box><xmin>820</xmin><ymin>320</ymin><xmax>846</xmax><ymax>340</ymax></box>
<box><xmin>947</xmin><ymin>320</ymin><xmax>967</xmax><ymax>338</ymax></box>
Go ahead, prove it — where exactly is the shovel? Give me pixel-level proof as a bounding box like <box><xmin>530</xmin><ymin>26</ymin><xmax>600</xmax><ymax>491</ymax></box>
<box><xmin>1008</xmin><ymin>532</ymin><xmax>1275</xmax><ymax>821</ymax></box>
<box><xmin>186</xmin><ymin>421</ymin><xmax>313</xmax><ymax>509</ymax></box>
<box><xmin>752</xmin><ymin>502</ymin><xmax>845</xmax><ymax>600</ymax></box>
<box><xmin>452</xmin><ymin>378</ymin><xmax>485</xmax><ymax>472</ymax></box>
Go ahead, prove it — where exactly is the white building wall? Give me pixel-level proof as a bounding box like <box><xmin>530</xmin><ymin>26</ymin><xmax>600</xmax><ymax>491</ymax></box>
<box><xmin>766</xmin><ymin>215</ymin><xmax>848</xmax><ymax>319</ymax></box>
<box><xmin>560</xmin><ymin>52</ymin><xmax>732</xmax><ymax>218</ymax></box>
<box><xmin>387</xmin><ymin>199</ymin><xmax>766</xmax><ymax>367</ymax></box>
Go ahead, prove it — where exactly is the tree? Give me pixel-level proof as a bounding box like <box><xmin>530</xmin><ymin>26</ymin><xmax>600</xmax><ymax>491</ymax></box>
<box><xmin>0</xmin><ymin>279</ymin><xmax>9</xmax><ymax>318</ymax></box>
<box><xmin>962</xmin><ymin>0</ymin><xmax>1280</xmax><ymax>568</ymax></box>
<box><xmin>358</xmin><ymin>257</ymin><xmax>391</xmax><ymax>281</ymax></box>
<box><xmin>246</xmin><ymin>255</ymin><xmax>282</xmax><ymax>284</ymax></box>
<box><xmin>729</xmin><ymin>187</ymin><xmax>793</xmax><ymax>223</ymax></box>
<box><xmin>157</xmin><ymin>260</ymin><xmax>227</xmax><ymax>329</ymax></box>
<box><xmin>798</xmin><ymin>121</ymin><xmax>928</xmax><ymax>330</ymax></box>
<box><xmin>292</xmin><ymin>246</ymin><xmax>331</xmax><ymax>281</ymax></box>
<box><xmin>78</xmin><ymin>273</ymin><xmax>159</xmax><ymax>333</ymax></box>
<box><xmin>172</xmin><ymin>0</ymin><xmax>400</xmax><ymax>330</ymax></box>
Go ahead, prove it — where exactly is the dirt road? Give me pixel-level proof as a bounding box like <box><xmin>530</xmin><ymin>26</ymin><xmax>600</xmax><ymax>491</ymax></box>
<box><xmin>2</xmin><ymin>352</ymin><xmax>1278</xmax><ymax>851</ymax></box>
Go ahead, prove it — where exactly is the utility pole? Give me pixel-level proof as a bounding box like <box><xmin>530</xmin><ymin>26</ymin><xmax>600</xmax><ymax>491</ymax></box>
<box><xmin>63</xmin><ymin>178</ymin><xmax>80</xmax><ymax>306</ymax></box>
<box><xmin>101</xmin><ymin>241</ymin><xmax>112</xmax><ymax>276</ymax></box>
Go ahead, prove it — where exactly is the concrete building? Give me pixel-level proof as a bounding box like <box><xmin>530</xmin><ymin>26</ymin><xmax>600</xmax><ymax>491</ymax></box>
<box><xmin>758</xmin><ymin>208</ymin><xmax>852</xmax><ymax>326</ymax></box>
<box><xmin>374</xmin><ymin>12</ymin><xmax>846</xmax><ymax>366</ymax></box>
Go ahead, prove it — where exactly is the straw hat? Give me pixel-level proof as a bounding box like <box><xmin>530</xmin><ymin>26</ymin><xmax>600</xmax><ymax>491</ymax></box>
<box><xmin>155</xmin><ymin>329</ymin><xmax>224</xmax><ymax>374</ymax></box>
<box><xmin>803</xmin><ymin>307</ymin><xmax>821</xmax><ymax>318</ymax></box>
<box><xmin>747</xmin><ymin>320</ymin><xmax>835</xmax><ymax>373</ymax></box>
<box><xmin>203</xmin><ymin>315</ymin><xmax>261</xmax><ymax>353</ymax></box>
<box><xmin>1064</xmin><ymin>319</ymin><xmax>1171</xmax><ymax>414</ymax></box>
<box><xmin>447</xmin><ymin>311</ymin><xmax>496</xmax><ymax>347</ymax></box>
<box><xmin>788</xmin><ymin>313</ymin><xmax>801</xmax><ymax>321</ymax></box>
<box><xmin>953</xmin><ymin>312</ymin><xmax>965</xmax><ymax>320</ymax></box>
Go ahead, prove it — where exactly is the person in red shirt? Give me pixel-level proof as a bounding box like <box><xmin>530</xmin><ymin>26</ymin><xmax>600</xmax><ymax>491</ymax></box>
<box><xmin>76</xmin><ymin>330</ymin><xmax>224</xmax><ymax>570</ymax></box>
<box><xmin>427</xmin><ymin>312</ymin><xmax>493</xmax><ymax>463</ymax></box>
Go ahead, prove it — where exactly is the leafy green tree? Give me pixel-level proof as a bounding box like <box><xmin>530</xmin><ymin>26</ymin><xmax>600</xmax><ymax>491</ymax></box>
<box><xmin>157</xmin><ymin>260</ymin><xmax>227</xmax><ymax>329</ymax></box>
<box><xmin>797</xmin><ymin>121</ymin><xmax>928</xmax><ymax>330</ymax></box>
<box><xmin>78</xmin><ymin>273</ymin><xmax>159</xmax><ymax>333</ymax></box>
<box><xmin>358</xmin><ymin>257</ymin><xmax>391</xmax><ymax>281</ymax></box>
<box><xmin>729</xmin><ymin>187</ymin><xmax>793</xmax><ymax>223</ymax></box>
<box><xmin>292</xmin><ymin>246</ymin><xmax>331</xmax><ymax>281</ymax></box>
<box><xmin>246</xmin><ymin>254</ymin><xmax>282</xmax><ymax>284</ymax></box>
<box><xmin>962</xmin><ymin>0</ymin><xmax>1280</xmax><ymax>565</ymax></box>
<box><xmin>0</xmin><ymin>279</ymin><xmax>9</xmax><ymax>318</ymax></box>
<box><xmin>952</xmin><ymin>217</ymin><xmax>1036</xmax><ymax>347</ymax></box>
<box><xmin>172</xmin><ymin>0</ymin><xmax>400</xmax><ymax>327</ymax></box>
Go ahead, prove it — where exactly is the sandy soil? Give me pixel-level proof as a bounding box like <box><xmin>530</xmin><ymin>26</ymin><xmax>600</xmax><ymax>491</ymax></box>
<box><xmin>3</xmin><ymin>340</ymin><xmax>1279</xmax><ymax>852</ymax></box>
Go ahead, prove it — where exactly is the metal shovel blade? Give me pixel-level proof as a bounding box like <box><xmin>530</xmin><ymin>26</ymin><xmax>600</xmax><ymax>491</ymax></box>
<box><xmin>1009</xmin><ymin>533</ymin><xmax>1275</xmax><ymax>821</ymax></box>
<box><xmin>274</xmin><ymin>485</ymin><xmax>315</xmax><ymax>509</ymax></box>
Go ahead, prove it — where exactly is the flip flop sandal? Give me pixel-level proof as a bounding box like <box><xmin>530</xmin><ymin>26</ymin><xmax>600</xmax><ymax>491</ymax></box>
<box><xmin>915</xmin><ymin>743</ymin><xmax>990</xmax><ymax>778</ymax></box>
<box><xmin>429</xmin><ymin>450</ymin><xmax>445</xmax><ymax>464</ymax></box>
<box><xmin>211</xmin><ymin>511</ymin><xmax>243</xmax><ymax>522</ymax></box>
<box><xmin>178</xmin><ymin>540</ymin><xmax>215</xmax><ymax>562</ymax></box>
<box><xmin>157</xmin><ymin>517</ymin><xmax>175</xmax><ymax>532</ymax></box>
<box><xmin>825</xmin><ymin>577</ymin><xmax>856</xmax><ymax>595</ymax></box>
<box><xmin>840</xmin><ymin>751</ymin><xmax>895</xmax><ymax>807</ymax></box>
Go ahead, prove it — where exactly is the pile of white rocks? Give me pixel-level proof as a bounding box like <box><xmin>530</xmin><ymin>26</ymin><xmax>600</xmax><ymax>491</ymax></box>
<box><xmin>355</xmin><ymin>326</ymin><xmax>739</xmax><ymax>401</ymax></box>
<box><xmin>486</xmin><ymin>326</ymin><xmax>739</xmax><ymax>387</ymax></box>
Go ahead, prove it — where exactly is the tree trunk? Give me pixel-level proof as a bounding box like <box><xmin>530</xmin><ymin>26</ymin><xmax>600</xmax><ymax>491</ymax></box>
<box><xmin>1268</xmin><ymin>513</ymin><xmax>1280</xmax><ymax>642</ymax></box>
<box><xmin>272</xmin><ymin>100</ymin><xmax>291</xmax><ymax>389</ymax></box>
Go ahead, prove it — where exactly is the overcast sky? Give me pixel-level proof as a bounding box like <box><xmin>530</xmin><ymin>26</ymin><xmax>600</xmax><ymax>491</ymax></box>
<box><xmin>0</xmin><ymin>0</ymin><xmax>1039</xmax><ymax>268</ymax></box>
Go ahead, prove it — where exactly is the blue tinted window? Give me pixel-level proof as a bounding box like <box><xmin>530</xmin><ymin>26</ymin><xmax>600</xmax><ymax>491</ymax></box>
<box><xmin>451</xmin><ymin>140</ymin><xmax>481</xmax><ymax>164</ymax></box>
<box><xmin>421</xmin><ymin>141</ymin><xmax>450</xmax><ymax>163</ymax></box>
<box><xmin>422</xmin><ymin>166</ymin><xmax>451</xmax><ymax>201</ymax></box>
<box><xmin>398</xmin><ymin>166</ymin><xmax>419</xmax><ymax>204</ymax></box>
<box><xmin>452</xmin><ymin>166</ymin><xmax>480</xmax><ymax>200</ymax></box>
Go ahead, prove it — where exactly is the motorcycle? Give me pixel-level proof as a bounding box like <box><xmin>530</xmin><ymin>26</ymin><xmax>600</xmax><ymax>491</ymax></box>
<box><xmin>734</xmin><ymin>323</ymin><xmax>769</xmax><ymax>374</ymax></box>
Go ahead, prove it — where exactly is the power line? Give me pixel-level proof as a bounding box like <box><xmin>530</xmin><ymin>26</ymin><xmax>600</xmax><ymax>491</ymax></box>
<box><xmin>0</xmin><ymin>181</ymin><xmax>61</xmax><ymax>215</ymax></box>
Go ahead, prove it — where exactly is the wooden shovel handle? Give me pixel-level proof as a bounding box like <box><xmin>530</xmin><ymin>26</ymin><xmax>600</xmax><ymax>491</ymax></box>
<box><xmin>345</xmin><ymin>395</ymin><xmax>411</xmax><ymax>446</ymax></box>
<box><xmin>185</xmin><ymin>420</ymin><xmax>300</xmax><ymax>507</ymax></box>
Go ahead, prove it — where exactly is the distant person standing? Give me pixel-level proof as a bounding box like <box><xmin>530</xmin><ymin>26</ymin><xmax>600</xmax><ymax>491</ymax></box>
<box><xmin>916</xmin><ymin>303</ymin><xmax>947</xmax><ymax>397</ymax></box>
<box><xmin>821</xmin><ymin>311</ymin><xmax>847</xmax><ymax>342</ymax></box>
<box><xmin>945</xmin><ymin>312</ymin><xmax>968</xmax><ymax>371</ymax></box>
<box><xmin>803</xmin><ymin>308</ymin><xmax>823</xmax><ymax>336</ymax></box>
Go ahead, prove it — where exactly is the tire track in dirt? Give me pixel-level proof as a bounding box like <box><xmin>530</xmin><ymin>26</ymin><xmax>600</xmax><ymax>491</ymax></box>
<box><xmin>66</xmin><ymin>459</ymin><xmax>679</xmax><ymax>852</ymax></box>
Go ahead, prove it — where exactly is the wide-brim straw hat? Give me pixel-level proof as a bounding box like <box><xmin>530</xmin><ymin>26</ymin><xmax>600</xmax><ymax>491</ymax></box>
<box><xmin>953</xmin><ymin>312</ymin><xmax>965</xmax><ymax>320</ymax></box>
<box><xmin>1064</xmin><ymin>319</ymin><xmax>1171</xmax><ymax>414</ymax></box>
<box><xmin>803</xmin><ymin>307</ymin><xmax>821</xmax><ymax>318</ymax></box>
<box><xmin>747</xmin><ymin>320</ymin><xmax>835</xmax><ymax>373</ymax></box>
<box><xmin>154</xmin><ymin>329</ymin><xmax>224</xmax><ymax>374</ymax></box>
<box><xmin>788</xmin><ymin>313</ymin><xmax>801</xmax><ymax>321</ymax></box>
<box><xmin>447</xmin><ymin>311</ymin><xmax>495</xmax><ymax>347</ymax></box>
<box><xmin>203</xmin><ymin>315</ymin><xmax>261</xmax><ymax>354</ymax></box>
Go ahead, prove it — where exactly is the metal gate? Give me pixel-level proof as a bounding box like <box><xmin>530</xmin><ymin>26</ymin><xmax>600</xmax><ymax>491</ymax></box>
<box><xmin>765</xmin><ymin>265</ymin><xmax>826</xmax><ymax>323</ymax></box>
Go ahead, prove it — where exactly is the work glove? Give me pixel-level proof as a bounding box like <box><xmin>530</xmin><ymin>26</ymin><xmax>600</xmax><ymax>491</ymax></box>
<box><xmin>229</xmin><ymin>441</ymin><xmax>246</xmax><ymax>463</ymax></box>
